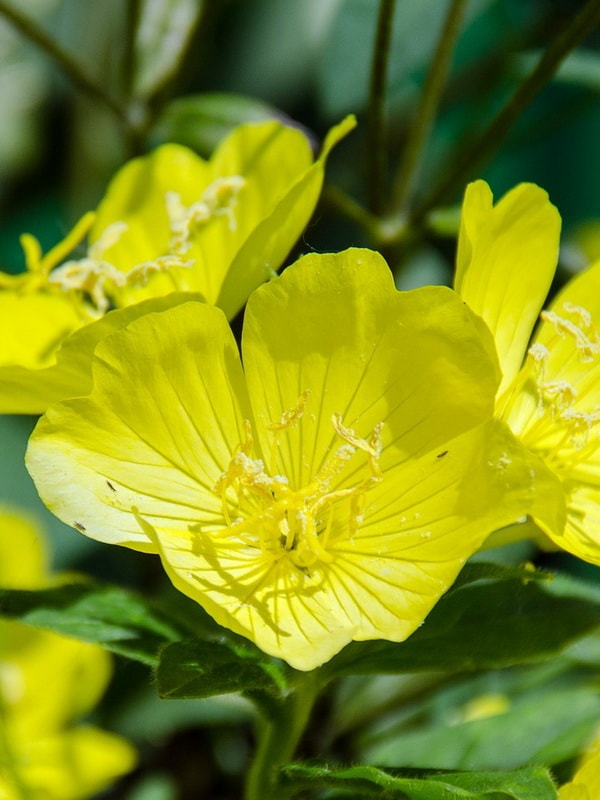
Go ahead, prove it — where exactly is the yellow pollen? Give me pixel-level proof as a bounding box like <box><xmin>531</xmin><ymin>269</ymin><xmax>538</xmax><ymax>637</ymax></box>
<box><xmin>4</xmin><ymin>212</ymin><xmax>191</xmax><ymax>317</ymax></box>
<box><xmin>512</xmin><ymin>303</ymin><xmax>600</xmax><ymax>463</ymax></box>
<box><xmin>166</xmin><ymin>175</ymin><xmax>245</xmax><ymax>255</ymax></box>
<box><xmin>541</xmin><ymin>304</ymin><xmax>600</xmax><ymax>363</ymax></box>
<box><xmin>209</xmin><ymin>397</ymin><xmax>383</xmax><ymax>573</ymax></box>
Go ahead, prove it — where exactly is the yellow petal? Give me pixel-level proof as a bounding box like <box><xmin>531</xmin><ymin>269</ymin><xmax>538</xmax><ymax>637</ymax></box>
<box><xmin>149</xmin><ymin>419</ymin><xmax>562</xmax><ymax>670</ymax></box>
<box><xmin>502</xmin><ymin>260</ymin><xmax>600</xmax><ymax>563</ymax></box>
<box><xmin>16</xmin><ymin>726</ymin><xmax>136</xmax><ymax>800</ymax></box>
<box><xmin>217</xmin><ymin>115</ymin><xmax>356</xmax><ymax>318</ymax></box>
<box><xmin>0</xmin><ymin>292</ymin><xmax>202</xmax><ymax>415</ymax></box>
<box><xmin>455</xmin><ymin>180</ymin><xmax>561</xmax><ymax>395</ymax></box>
<box><xmin>0</xmin><ymin>289</ymin><xmax>84</xmax><ymax>370</ymax></box>
<box><xmin>243</xmin><ymin>248</ymin><xmax>501</xmax><ymax>491</ymax></box>
<box><xmin>90</xmin><ymin>120</ymin><xmax>342</xmax><ymax>311</ymax></box>
<box><xmin>26</xmin><ymin>301</ymin><xmax>250</xmax><ymax>552</ymax></box>
<box><xmin>28</xmin><ymin>247</ymin><xmax>557</xmax><ymax>669</ymax></box>
<box><xmin>1</xmin><ymin>624</ymin><xmax>112</xmax><ymax>740</ymax></box>
<box><xmin>91</xmin><ymin>142</ymin><xmax>210</xmax><ymax>270</ymax></box>
<box><xmin>0</xmin><ymin>506</ymin><xmax>48</xmax><ymax>588</ymax></box>
<box><xmin>560</xmin><ymin>738</ymin><xmax>600</xmax><ymax>800</ymax></box>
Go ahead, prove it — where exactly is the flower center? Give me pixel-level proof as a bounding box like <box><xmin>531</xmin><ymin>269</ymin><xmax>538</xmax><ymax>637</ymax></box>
<box><xmin>208</xmin><ymin>393</ymin><xmax>383</xmax><ymax>573</ymax></box>
<box><xmin>501</xmin><ymin>301</ymin><xmax>600</xmax><ymax>470</ymax></box>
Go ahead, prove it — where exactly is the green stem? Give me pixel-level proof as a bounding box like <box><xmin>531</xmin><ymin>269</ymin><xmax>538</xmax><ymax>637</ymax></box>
<box><xmin>0</xmin><ymin>0</ymin><xmax>130</xmax><ymax>128</ymax></box>
<box><xmin>244</xmin><ymin>674</ymin><xmax>320</xmax><ymax>800</ymax></box>
<box><xmin>391</xmin><ymin>0</ymin><xmax>467</xmax><ymax>215</ymax></box>
<box><xmin>323</xmin><ymin>184</ymin><xmax>381</xmax><ymax>237</ymax></box>
<box><xmin>367</xmin><ymin>0</ymin><xmax>397</xmax><ymax>214</ymax></box>
<box><xmin>414</xmin><ymin>0</ymin><xmax>600</xmax><ymax>218</ymax></box>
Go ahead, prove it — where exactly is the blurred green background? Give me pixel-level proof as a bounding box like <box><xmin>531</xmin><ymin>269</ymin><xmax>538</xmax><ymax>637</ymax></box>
<box><xmin>1</xmin><ymin>1</ymin><xmax>600</xmax><ymax>797</ymax></box>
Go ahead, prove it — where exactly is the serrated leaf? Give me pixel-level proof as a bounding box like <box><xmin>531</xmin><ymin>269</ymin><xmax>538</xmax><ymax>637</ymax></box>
<box><xmin>280</xmin><ymin>763</ymin><xmax>557</xmax><ymax>799</ymax></box>
<box><xmin>327</xmin><ymin>563</ymin><xmax>600</xmax><ymax>676</ymax></box>
<box><xmin>156</xmin><ymin>638</ymin><xmax>288</xmax><ymax>700</ymax></box>
<box><xmin>133</xmin><ymin>0</ymin><xmax>204</xmax><ymax>99</ymax></box>
<box><xmin>149</xmin><ymin>93</ymin><xmax>288</xmax><ymax>156</ymax></box>
<box><xmin>0</xmin><ymin>584</ymin><xmax>181</xmax><ymax>665</ymax></box>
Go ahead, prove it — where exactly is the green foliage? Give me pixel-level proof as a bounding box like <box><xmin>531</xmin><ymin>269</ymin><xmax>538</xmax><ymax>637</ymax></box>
<box><xmin>0</xmin><ymin>583</ymin><xmax>180</xmax><ymax>665</ymax></box>
<box><xmin>358</xmin><ymin>665</ymin><xmax>600</xmax><ymax>770</ymax></box>
<box><xmin>156</xmin><ymin>638</ymin><xmax>289</xmax><ymax>700</ymax></box>
<box><xmin>280</xmin><ymin>763</ymin><xmax>557</xmax><ymax>799</ymax></box>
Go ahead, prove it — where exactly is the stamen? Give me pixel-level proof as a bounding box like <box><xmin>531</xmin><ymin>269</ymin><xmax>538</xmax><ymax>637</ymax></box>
<box><xmin>166</xmin><ymin>175</ymin><xmax>245</xmax><ymax>255</ymax></box>
<box><xmin>208</xmin><ymin>408</ymin><xmax>384</xmax><ymax>573</ymax></box>
<box><xmin>267</xmin><ymin>390</ymin><xmax>311</xmax><ymax>431</ymax></box>
<box><xmin>541</xmin><ymin>308</ymin><xmax>600</xmax><ymax>363</ymax></box>
<box><xmin>559</xmin><ymin>407</ymin><xmax>600</xmax><ymax>450</ymax></box>
<box><xmin>47</xmin><ymin>254</ymin><xmax>192</xmax><ymax>316</ymax></box>
<box><xmin>88</xmin><ymin>221</ymin><xmax>128</xmax><ymax>260</ymax></box>
<box><xmin>37</xmin><ymin>212</ymin><xmax>96</xmax><ymax>274</ymax></box>
<box><xmin>540</xmin><ymin>381</ymin><xmax>578</xmax><ymax>415</ymax></box>
<box><xmin>267</xmin><ymin>390</ymin><xmax>310</xmax><ymax>473</ymax></box>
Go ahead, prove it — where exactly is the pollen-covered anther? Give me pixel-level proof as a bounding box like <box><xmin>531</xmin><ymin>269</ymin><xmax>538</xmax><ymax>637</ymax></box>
<box><xmin>541</xmin><ymin>306</ymin><xmax>600</xmax><ymax>363</ymax></box>
<box><xmin>47</xmin><ymin>254</ymin><xmax>192</xmax><ymax>316</ymax></box>
<box><xmin>267</xmin><ymin>389</ymin><xmax>311</xmax><ymax>431</ymax></box>
<box><xmin>88</xmin><ymin>221</ymin><xmax>129</xmax><ymax>259</ymax></box>
<box><xmin>166</xmin><ymin>175</ymin><xmax>246</xmax><ymax>255</ymax></box>
<box><xmin>559</xmin><ymin>407</ymin><xmax>600</xmax><ymax>450</ymax></box>
<box><xmin>211</xmin><ymin>407</ymin><xmax>384</xmax><ymax>573</ymax></box>
<box><xmin>541</xmin><ymin>380</ymin><xmax>578</xmax><ymax>415</ymax></box>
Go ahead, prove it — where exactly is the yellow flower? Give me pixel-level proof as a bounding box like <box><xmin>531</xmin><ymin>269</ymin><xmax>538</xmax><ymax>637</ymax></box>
<box><xmin>455</xmin><ymin>180</ymin><xmax>600</xmax><ymax>565</ymax></box>
<box><xmin>0</xmin><ymin>117</ymin><xmax>353</xmax><ymax>415</ymax></box>
<box><xmin>26</xmin><ymin>248</ymin><xmax>561</xmax><ymax>670</ymax></box>
<box><xmin>0</xmin><ymin>507</ymin><xmax>137</xmax><ymax>799</ymax></box>
<box><xmin>559</xmin><ymin>737</ymin><xmax>600</xmax><ymax>800</ymax></box>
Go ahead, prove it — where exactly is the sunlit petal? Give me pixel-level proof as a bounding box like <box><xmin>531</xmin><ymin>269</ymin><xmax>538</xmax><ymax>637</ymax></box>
<box><xmin>27</xmin><ymin>301</ymin><xmax>249</xmax><ymax>551</ymax></box>
<box><xmin>455</xmin><ymin>180</ymin><xmax>561</xmax><ymax>394</ymax></box>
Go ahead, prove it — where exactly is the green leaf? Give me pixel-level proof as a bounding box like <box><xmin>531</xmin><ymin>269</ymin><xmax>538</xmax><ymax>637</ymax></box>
<box><xmin>0</xmin><ymin>583</ymin><xmax>181</xmax><ymax>665</ymax></box>
<box><xmin>361</xmin><ymin>671</ymin><xmax>600</xmax><ymax>771</ymax></box>
<box><xmin>156</xmin><ymin>638</ymin><xmax>288</xmax><ymax>701</ymax></box>
<box><xmin>280</xmin><ymin>763</ymin><xmax>557</xmax><ymax>799</ymax></box>
<box><xmin>133</xmin><ymin>0</ymin><xmax>205</xmax><ymax>99</ymax></box>
<box><xmin>327</xmin><ymin>563</ymin><xmax>600</xmax><ymax>676</ymax></box>
<box><xmin>149</xmin><ymin>93</ymin><xmax>288</xmax><ymax>156</ymax></box>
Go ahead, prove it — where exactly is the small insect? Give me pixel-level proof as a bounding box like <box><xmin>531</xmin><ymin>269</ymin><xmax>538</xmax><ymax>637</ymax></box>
<box><xmin>436</xmin><ymin>450</ymin><xmax>449</xmax><ymax>459</ymax></box>
<box><xmin>74</xmin><ymin>521</ymin><xmax>86</xmax><ymax>531</ymax></box>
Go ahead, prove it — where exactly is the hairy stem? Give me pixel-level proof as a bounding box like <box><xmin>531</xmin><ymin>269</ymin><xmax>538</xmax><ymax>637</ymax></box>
<box><xmin>244</xmin><ymin>674</ymin><xmax>320</xmax><ymax>800</ymax></box>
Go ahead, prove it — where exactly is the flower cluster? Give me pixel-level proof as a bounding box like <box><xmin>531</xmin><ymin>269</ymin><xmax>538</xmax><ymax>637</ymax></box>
<box><xmin>3</xmin><ymin>121</ymin><xmax>600</xmax><ymax>673</ymax></box>
<box><xmin>0</xmin><ymin>507</ymin><xmax>136</xmax><ymax>799</ymax></box>
<box><xmin>0</xmin><ymin>117</ymin><xmax>353</xmax><ymax>414</ymax></box>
